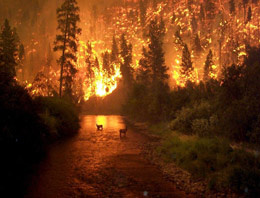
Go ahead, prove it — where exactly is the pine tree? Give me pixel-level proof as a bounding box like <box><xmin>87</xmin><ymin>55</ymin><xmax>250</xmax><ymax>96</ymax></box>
<box><xmin>181</xmin><ymin>44</ymin><xmax>193</xmax><ymax>77</ymax></box>
<box><xmin>229</xmin><ymin>0</ymin><xmax>235</xmax><ymax>15</ymax></box>
<box><xmin>148</xmin><ymin>18</ymin><xmax>169</xmax><ymax>88</ymax></box>
<box><xmin>110</xmin><ymin>36</ymin><xmax>119</xmax><ymax>63</ymax></box>
<box><xmin>120</xmin><ymin>34</ymin><xmax>134</xmax><ymax>88</ymax></box>
<box><xmin>193</xmin><ymin>34</ymin><xmax>203</xmax><ymax>56</ymax></box>
<box><xmin>137</xmin><ymin>46</ymin><xmax>151</xmax><ymax>86</ymax></box>
<box><xmin>102</xmin><ymin>51</ymin><xmax>111</xmax><ymax>76</ymax></box>
<box><xmin>204</xmin><ymin>49</ymin><xmax>214</xmax><ymax>81</ymax></box>
<box><xmin>0</xmin><ymin>19</ymin><xmax>19</xmax><ymax>82</ymax></box>
<box><xmin>54</xmin><ymin>0</ymin><xmax>81</xmax><ymax>99</ymax></box>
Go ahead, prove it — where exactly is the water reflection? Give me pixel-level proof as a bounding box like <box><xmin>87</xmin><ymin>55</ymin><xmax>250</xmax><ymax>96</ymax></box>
<box><xmin>25</xmin><ymin>115</ymin><xmax>189</xmax><ymax>198</ymax></box>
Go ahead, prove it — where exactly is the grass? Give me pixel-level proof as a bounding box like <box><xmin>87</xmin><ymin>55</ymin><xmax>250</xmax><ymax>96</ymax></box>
<box><xmin>147</xmin><ymin>122</ymin><xmax>260</xmax><ymax>196</ymax></box>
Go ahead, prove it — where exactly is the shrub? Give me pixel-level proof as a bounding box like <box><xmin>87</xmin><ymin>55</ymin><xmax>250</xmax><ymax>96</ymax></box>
<box><xmin>35</xmin><ymin>97</ymin><xmax>80</xmax><ymax>138</ymax></box>
<box><xmin>170</xmin><ymin>101</ymin><xmax>214</xmax><ymax>134</ymax></box>
<box><xmin>192</xmin><ymin>119</ymin><xmax>210</xmax><ymax>137</ymax></box>
<box><xmin>157</xmin><ymin>136</ymin><xmax>260</xmax><ymax>194</ymax></box>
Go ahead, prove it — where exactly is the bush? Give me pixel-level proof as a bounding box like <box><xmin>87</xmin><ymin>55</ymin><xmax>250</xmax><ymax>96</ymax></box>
<box><xmin>192</xmin><ymin>119</ymin><xmax>210</xmax><ymax>137</ymax></box>
<box><xmin>170</xmin><ymin>101</ymin><xmax>214</xmax><ymax>134</ymax></box>
<box><xmin>157</xmin><ymin>136</ymin><xmax>260</xmax><ymax>194</ymax></box>
<box><xmin>35</xmin><ymin>97</ymin><xmax>80</xmax><ymax>138</ymax></box>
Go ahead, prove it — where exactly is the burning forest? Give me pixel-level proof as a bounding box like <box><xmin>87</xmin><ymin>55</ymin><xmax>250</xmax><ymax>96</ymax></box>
<box><xmin>1</xmin><ymin>0</ymin><xmax>259</xmax><ymax>102</ymax></box>
<box><xmin>1</xmin><ymin>0</ymin><xmax>260</xmax><ymax>197</ymax></box>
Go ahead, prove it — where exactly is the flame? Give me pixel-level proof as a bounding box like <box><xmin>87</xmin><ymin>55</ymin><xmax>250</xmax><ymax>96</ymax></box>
<box><xmin>22</xmin><ymin>0</ymin><xmax>260</xmax><ymax>100</ymax></box>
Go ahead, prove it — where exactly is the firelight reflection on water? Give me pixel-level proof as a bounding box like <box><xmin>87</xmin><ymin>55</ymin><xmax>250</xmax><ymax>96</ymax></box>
<box><xmin>25</xmin><ymin>115</ymin><xmax>192</xmax><ymax>197</ymax></box>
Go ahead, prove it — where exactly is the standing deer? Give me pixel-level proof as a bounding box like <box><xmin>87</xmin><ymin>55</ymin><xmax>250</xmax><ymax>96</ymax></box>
<box><xmin>119</xmin><ymin>126</ymin><xmax>127</xmax><ymax>137</ymax></box>
<box><xmin>96</xmin><ymin>124</ymin><xmax>103</xmax><ymax>131</ymax></box>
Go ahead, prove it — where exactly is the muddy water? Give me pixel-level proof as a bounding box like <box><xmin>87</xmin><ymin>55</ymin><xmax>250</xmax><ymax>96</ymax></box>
<box><xmin>25</xmin><ymin>115</ymin><xmax>193</xmax><ymax>198</ymax></box>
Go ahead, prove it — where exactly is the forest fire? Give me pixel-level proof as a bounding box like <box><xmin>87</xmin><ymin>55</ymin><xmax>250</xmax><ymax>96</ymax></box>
<box><xmin>2</xmin><ymin>0</ymin><xmax>260</xmax><ymax>197</ymax></box>
<box><xmin>16</xmin><ymin>0</ymin><xmax>259</xmax><ymax>103</ymax></box>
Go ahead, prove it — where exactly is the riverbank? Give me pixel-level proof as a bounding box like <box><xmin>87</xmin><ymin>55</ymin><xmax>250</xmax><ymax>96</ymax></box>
<box><xmin>124</xmin><ymin>118</ymin><xmax>253</xmax><ymax>198</ymax></box>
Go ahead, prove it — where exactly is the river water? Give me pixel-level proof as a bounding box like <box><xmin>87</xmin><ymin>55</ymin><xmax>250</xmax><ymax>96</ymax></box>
<box><xmin>25</xmin><ymin>115</ymin><xmax>192</xmax><ymax>198</ymax></box>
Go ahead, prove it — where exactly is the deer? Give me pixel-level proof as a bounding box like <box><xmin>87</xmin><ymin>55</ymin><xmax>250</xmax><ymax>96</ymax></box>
<box><xmin>96</xmin><ymin>124</ymin><xmax>103</xmax><ymax>131</ymax></box>
<box><xmin>119</xmin><ymin>126</ymin><xmax>127</xmax><ymax>137</ymax></box>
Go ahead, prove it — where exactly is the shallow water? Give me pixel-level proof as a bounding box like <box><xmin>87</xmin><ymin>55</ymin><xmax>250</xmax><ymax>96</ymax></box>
<box><xmin>25</xmin><ymin>115</ymin><xmax>192</xmax><ymax>198</ymax></box>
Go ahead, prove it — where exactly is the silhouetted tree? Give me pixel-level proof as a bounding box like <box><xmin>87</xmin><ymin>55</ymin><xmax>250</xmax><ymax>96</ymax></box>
<box><xmin>148</xmin><ymin>18</ymin><xmax>169</xmax><ymax>88</ymax></box>
<box><xmin>120</xmin><ymin>34</ymin><xmax>134</xmax><ymax>88</ymax></box>
<box><xmin>111</xmin><ymin>36</ymin><xmax>119</xmax><ymax>63</ymax></box>
<box><xmin>0</xmin><ymin>19</ymin><xmax>19</xmax><ymax>83</ymax></box>
<box><xmin>204</xmin><ymin>49</ymin><xmax>214</xmax><ymax>81</ymax></box>
<box><xmin>137</xmin><ymin>46</ymin><xmax>151</xmax><ymax>86</ymax></box>
<box><xmin>181</xmin><ymin>44</ymin><xmax>193</xmax><ymax>77</ymax></box>
<box><xmin>193</xmin><ymin>34</ymin><xmax>203</xmax><ymax>56</ymax></box>
<box><xmin>54</xmin><ymin>0</ymin><xmax>81</xmax><ymax>99</ymax></box>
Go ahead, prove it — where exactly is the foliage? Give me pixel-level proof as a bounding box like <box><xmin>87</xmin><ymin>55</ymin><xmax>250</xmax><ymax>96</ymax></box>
<box><xmin>53</xmin><ymin>0</ymin><xmax>81</xmax><ymax>99</ymax></box>
<box><xmin>203</xmin><ymin>49</ymin><xmax>215</xmax><ymax>81</ymax></box>
<box><xmin>170</xmin><ymin>101</ymin><xmax>214</xmax><ymax>134</ymax></box>
<box><xmin>120</xmin><ymin>33</ymin><xmax>134</xmax><ymax>88</ymax></box>
<box><xmin>157</xmin><ymin>136</ymin><xmax>260</xmax><ymax>195</ymax></box>
<box><xmin>34</xmin><ymin>97</ymin><xmax>80</xmax><ymax>138</ymax></box>
<box><xmin>0</xmin><ymin>19</ymin><xmax>19</xmax><ymax>80</ymax></box>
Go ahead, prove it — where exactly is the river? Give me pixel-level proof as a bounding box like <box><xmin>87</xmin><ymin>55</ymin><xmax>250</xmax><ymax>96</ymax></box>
<box><xmin>25</xmin><ymin>115</ymin><xmax>192</xmax><ymax>198</ymax></box>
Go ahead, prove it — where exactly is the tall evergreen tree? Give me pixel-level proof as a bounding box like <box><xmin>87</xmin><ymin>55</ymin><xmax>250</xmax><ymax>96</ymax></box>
<box><xmin>54</xmin><ymin>0</ymin><xmax>81</xmax><ymax>99</ymax></box>
<box><xmin>0</xmin><ymin>19</ymin><xmax>19</xmax><ymax>82</ymax></box>
<box><xmin>204</xmin><ymin>49</ymin><xmax>215</xmax><ymax>81</ymax></box>
<box><xmin>181</xmin><ymin>44</ymin><xmax>193</xmax><ymax>77</ymax></box>
<box><xmin>193</xmin><ymin>34</ymin><xmax>203</xmax><ymax>56</ymax></box>
<box><xmin>120</xmin><ymin>34</ymin><xmax>134</xmax><ymax>88</ymax></box>
<box><xmin>137</xmin><ymin>46</ymin><xmax>151</xmax><ymax>86</ymax></box>
<box><xmin>102</xmin><ymin>50</ymin><xmax>113</xmax><ymax>77</ymax></box>
<box><xmin>110</xmin><ymin>36</ymin><xmax>119</xmax><ymax>63</ymax></box>
<box><xmin>147</xmin><ymin>18</ymin><xmax>169</xmax><ymax>88</ymax></box>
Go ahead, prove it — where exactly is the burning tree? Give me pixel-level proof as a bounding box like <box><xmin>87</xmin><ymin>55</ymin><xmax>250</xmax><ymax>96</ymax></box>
<box><xmin>203</xmin><ymin>49</ymin><xmax>216</xmax><ymax>81</ymax></box>
<box><xmin>54</xmin><ymin>0</ymin><xmax>81</xmax><ymax>100</ymax></box>
<box><xmin>180</xmin><ymin>44</ymin><xmax>193</xmax><ymax>84</ymax></box>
